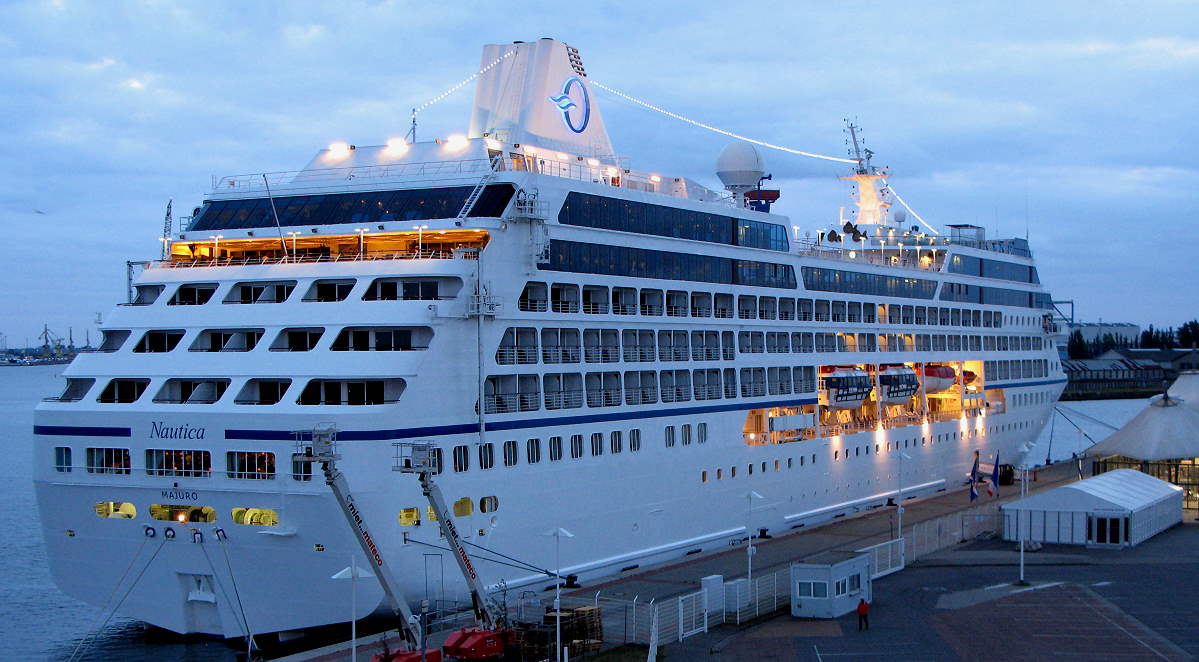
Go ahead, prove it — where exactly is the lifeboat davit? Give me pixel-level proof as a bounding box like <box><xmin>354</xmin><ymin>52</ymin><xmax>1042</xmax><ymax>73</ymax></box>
<box><xmin>922</xmin><ymin>365</ymin><xmax>958</xmax><ymax>393</ymax></box>
<box><xmin>878</xmin><ymin>365</ymin><xmax>919</xmax><ymax>404</ymax></box>
<box><xmin>821</xmin><ymin>366</ymin><xmax>872</xmax><ymax>409</ymax></box>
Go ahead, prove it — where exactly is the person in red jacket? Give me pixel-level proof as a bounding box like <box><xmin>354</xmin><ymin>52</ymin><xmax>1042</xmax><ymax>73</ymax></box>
<box><xmin>856</xmin><ymin>598</ymin><xmax>870</xmax><ymax>631</ymax></box>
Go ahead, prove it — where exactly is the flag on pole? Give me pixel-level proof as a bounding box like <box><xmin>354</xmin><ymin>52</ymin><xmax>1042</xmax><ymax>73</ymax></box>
<box><xmin>969</xmin><ymin>454</ymin><xmax>979</xmax><ymax>501</ymax></box>
<box><xmin>988</xmin><ymin>454</ymin><xmax>1000</xmax><ymax>497</ymax></box>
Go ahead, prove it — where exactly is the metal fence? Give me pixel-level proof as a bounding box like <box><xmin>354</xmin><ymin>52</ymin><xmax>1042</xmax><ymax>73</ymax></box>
<box><xmin>907</xmin><ymin>503</ymin><xmax>1002</xmax><ymax>561</ymax></box>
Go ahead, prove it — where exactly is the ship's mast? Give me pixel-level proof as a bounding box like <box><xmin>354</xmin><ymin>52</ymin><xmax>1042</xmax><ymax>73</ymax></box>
<box><xmin>841</xmin><ymin>120</ymin><xmax>891</xmax><ymax>226</ymax></box>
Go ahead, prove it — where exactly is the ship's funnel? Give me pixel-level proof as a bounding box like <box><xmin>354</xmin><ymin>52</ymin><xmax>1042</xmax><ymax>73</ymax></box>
<box><xmin>469</xmin><ymin>39</ymin><xmax>616</xmax><ymax>159</ymax></box>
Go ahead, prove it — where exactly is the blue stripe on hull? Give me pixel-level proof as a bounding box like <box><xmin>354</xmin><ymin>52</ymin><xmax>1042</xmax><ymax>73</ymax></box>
<box><xmin>33</xmin><ymin>425</ymin><xmax>133</xmax><ymax>437</ymax></box>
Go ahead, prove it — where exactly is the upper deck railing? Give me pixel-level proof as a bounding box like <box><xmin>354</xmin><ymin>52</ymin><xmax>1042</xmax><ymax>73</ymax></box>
<box><xmin>209</xmin><ymin>156</ymin><xmax>706</xmax><ymax>201</ymax></box>
<box><xmin>148</xmin><ymin>247</ymin><xmax>477</xmax><ymax>270</ymax></box>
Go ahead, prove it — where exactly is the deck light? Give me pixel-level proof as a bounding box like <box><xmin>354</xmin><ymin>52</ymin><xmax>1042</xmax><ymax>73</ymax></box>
<box><xmin>522</xmin><ymin>145</ymin><xmax>538</xmax><ymax>155</ymax></box>
<box><xmin>586</xmin><ymin>158</ymin><xmax>600</xmax><ymax>167</ymax></box>
<box><xmin>605</xmin><ymin>167</ymin><xmax>618</xmax><ymax>176</ymax></box>
<box><xmin>555</xmin><ymin>152</ymin><xmax>569</xmax><ymax>160</ymax></box>
<box><xmin>354</xmin><ymin>227</ymin><xmax>371</xmax><ymax>255</ymax></box>
<box><xmin>412</xmin><ymin>224</ymin><xmax>429</xmax><ymax>254</ymax></box>
<box><xmin>484</xmin><ymin>137</ymin><xmax>503</xmax><ymax>151</ymax></box>
<box><xmin>327</xmin><ymin>142</ymin><xmax>353</xmax><ymax>160</ymax></box>
<box><xmin>650</xmin><ymin>174</ymin><xmax>661</xmax><ymax>183</ymax></box>
<box><xmin>444</xmin><ymin>134</ymin><xmax>469</xmax><ymax>151</ymax></box>
<box><xmin>385</xmin><ymin>138</ymin><xmax>410</xmax><ymax>157</ymax></box>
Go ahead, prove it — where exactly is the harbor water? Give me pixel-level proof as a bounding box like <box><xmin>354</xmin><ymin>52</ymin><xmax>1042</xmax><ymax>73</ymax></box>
<box><xmin>1</xmin><ymin>365</ymin><xmax>1150</xmax><ymax>660</ymax></box>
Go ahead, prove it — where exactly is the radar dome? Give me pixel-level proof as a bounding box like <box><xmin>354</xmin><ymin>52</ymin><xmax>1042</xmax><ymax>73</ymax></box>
<box><xmin>716</xmin><ymin>142</ymin><xmax>765</xmax><ymax>190</ymax></box>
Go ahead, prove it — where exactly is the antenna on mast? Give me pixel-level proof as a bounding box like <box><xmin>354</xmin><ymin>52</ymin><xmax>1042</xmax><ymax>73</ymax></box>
<box><xmin>844</xmin><ymin>120</ymin><xmax>873</xmax><ymax>174</ymax></box>
<box><xmin>406</xmin><ymin>107</ymin><xmax>417</xmax><ymax>143</ymax></box>
<box><xmin>161</xmin><ymin>198</ymin><xmax>173</xmax><ymax>259</ymax></box>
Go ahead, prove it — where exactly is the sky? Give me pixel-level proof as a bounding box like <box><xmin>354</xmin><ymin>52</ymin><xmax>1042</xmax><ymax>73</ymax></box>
<box><xmin>1</xmin><ymin>0</ymin><xmax>1196</xmax><ymax>348</ymax></box>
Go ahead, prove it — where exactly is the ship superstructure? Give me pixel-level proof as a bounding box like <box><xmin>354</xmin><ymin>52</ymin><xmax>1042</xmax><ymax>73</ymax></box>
<box><xmin>33</xmin><ymin>38</ymin><xmax>1066</xmax><ymax>638</ymax></box>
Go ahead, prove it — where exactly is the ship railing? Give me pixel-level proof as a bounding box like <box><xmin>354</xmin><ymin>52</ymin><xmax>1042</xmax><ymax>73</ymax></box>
<box><xmin>582</xmin><ymin>302</ymin><xmax>610</xmax><ymax>314</ymax></box>
<box><xmin>611</xmin><ymin>303</ymin><xmax>637</xmax><ymax>315</ymax></box>
<box><xmin>517</xmin><ymin>299</ymin><xmax>548</xmax><ymax>312</ymax></box>
<box><xmin>211</xmin><ymin>155</ymin><xmax>686</xmax><ymax>200</ymax></box>
<box><xmin>152</xmin><ymin>248</ymin><xmax>477</xmax><ymax>270</ymax></box>
<box><xmin>544</xmin><ymin>390</ymin><xmax>584</xmax><ymax>409</ymax></box>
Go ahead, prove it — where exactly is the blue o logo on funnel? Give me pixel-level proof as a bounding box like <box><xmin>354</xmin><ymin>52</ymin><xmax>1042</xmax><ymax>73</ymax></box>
<box><xmin>548</xmin><ymin>76</ymin><xmax>591</xmax><ymax>134</ymax></box>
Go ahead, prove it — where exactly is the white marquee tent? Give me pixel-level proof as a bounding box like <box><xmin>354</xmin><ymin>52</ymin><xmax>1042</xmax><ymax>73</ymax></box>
<box><xmin>1002</xmin><ymin>469</ymin><xmax>1182</xmax><ymax>547</ymax></box>
<box><xmin>1086</xmin><ymin>393</ymin><xmax>1199</xmax><ymax>461</ymax></box>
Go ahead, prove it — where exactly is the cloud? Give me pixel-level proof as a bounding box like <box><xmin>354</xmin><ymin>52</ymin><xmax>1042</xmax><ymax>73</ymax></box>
<box><xmin>282</xmin><ymin>23</ymin><xmax>326</xmax><ymax>48</ymax></box>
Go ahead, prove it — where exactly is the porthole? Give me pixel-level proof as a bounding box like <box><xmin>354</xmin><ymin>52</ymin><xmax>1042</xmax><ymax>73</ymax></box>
<box><xmin>480</xmin><ymin>496</ymin><xmax>499</xmax><ymax>513</ymax></box>
<box><xmin>231</xmin><ymin>507</ymin><xmax>278</xmax><ymax>526</ymax></box>
<box><xmin>150</xmin><ymin>504</ymin><xmax>217</xmax><ymax>523</ymax></box>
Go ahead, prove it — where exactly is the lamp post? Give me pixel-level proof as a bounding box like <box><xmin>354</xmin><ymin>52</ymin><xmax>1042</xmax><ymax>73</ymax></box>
<box><xmin>332</xmin><ymin>556</ymin><xmax>373</xmax><ymax>662</ymax></box>
<box><xmin>746</xmin><ymin>490</ymin><xmax>764</xmax><ymax>593</ymax></box>
<box><xmin>412</xmin><ymin>224</ymin><xmax>429</xmax><ymax>255</ymax></box>
<box><xmin>158</xmin><ymin>236</ymin><xmax>171</xmax><ymax>260</ymax></box>
<box><xmin>208</xmin><ymin>234</ymin><xmax>223</xmax><ymax>259</ymax></box>
<box><xmin>544</xmin><ymin>527</ymin><xmax>574</xmax><ymax>662</ymax></box>
<box><xmin>354</xmin><ymin>227</ymin><xmax>370</xmax><ymax>256</ymax></box>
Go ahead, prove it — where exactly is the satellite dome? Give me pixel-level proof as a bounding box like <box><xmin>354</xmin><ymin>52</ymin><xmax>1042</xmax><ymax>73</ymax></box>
<box><xmin>716</xmin><ymin>142</ymin><xmax>765</xmax><ymax>190</ymax></box>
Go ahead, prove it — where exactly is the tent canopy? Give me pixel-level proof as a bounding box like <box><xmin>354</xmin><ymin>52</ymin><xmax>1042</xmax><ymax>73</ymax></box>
<box><xmin>1002</xmin><ymin>469</ymin><xmax>1182</xmax><ymax>514</ymax></box>
<box><xmin>1087</xmin><ymin>393</ymin><xmax>1199</xmax><ymax>461</ymax></box>
<box><xmin>1169</xmin><ymin>371</ymin><xmax>1199</xmax><ymax>403</ymax></box>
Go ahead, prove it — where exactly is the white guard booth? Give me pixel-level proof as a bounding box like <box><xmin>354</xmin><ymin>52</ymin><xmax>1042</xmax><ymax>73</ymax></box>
<box><xmin>790</xmin><ymin>552</ymin><xmax>871</xmax><ymax>619</ymax></box>
<box><xmin>1001</xmin><ymin>469</ymin><xmax>1182</xmax><ymax>548</ymax></box>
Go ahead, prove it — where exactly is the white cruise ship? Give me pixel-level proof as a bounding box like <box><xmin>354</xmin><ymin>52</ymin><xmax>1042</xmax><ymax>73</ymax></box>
<box><xmin>34</xmin><ymin>38</ymin><xmax>1066</xmax><ymax>639</ymax></box>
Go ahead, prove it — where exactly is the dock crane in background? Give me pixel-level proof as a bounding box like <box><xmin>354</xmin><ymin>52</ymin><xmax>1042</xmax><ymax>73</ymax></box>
<box><xmin>298</xmin><ymin>426</ymin><xmax>439</xmax><ymax>662</ymax></box>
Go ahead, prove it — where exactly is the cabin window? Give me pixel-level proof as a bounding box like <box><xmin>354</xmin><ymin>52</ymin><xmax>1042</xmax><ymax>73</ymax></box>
<box><xmin>153</xmin><ymin>379</ymin><xmax>229</xmax><ymax>404</ymax></box>
<box><xmin>331</xmin><ymin>327</ymin><xmax>423</xmax><ymax>351</ymax></box>
<box><xmin>452</xmin><ymin>445</ymin><xmax>469</xmax><ymax>472</ymax></box>
<box><xmin>168</xmin><ymin>283</ymin><xmax>217</xmax><ymax>306</ymax></box>
<box><xmin>480</xmin><ymin>496</ymin><xmax>499</xmax><ymax>513</ymax></box>
<box><xmin>231</xmin><ymin>508</ymin><xmax>279</xmax><ymax>526</ymax></box>
<box><xmin>570</xmin><ymin>434</ymin><xmax>583</xmax><ymax>459</ymax></box>
<box><xmin>664</xmin><ymin>426</ymin><xmax>676</xmax><ymax>448</ymax></box>
<box><xmin>305</xmin><ymin>279</ymin><xmax>355</xmax><ymax>302</ymax></box>
<box><xmin>97</xmin><ymin>379</ymin><xmax>149</xmax><ymax>403</ymax></box>
<box><xmin>94</xmin><ymin>501</ymin><xmax>137</xmax><ymax>518</ymax></box>
<box><xmin>549</xmin><ymin>436</ymin><xmax>563</xmax><ymax>462</ymax></box>
<box><xmin>681</xmin><ymin>424</ymin><xmax>692</xmax><ymax>446</ymax></box>
<box><xmin>610</xmin><ymin>430</ymin><xmax>623</xmax><ymax>454</ymax></box>
<box><xmin>226</xmin><ymin>451</ymin><xmax>275</xmax><ymax>479</ymax></box>
<box><xmin>273</xmin><ymin>328</ymin><xmax>324</xmax><ymax>352</ymax></box>
<box><xmin>629</xmin><ymin>428</ymin><xmax>641</xmax><ymax>452</ymax></box>
<box><xmin>526</xmin><ymin>439</ymin><xmax>541</xmax><ymax>464</ymax></box>
<box><xmin>145</xmin><ymin>449</ymin><xmax>211</xmax><ymax>477</ymax></box>
<box><xmin>590</xmin><ymin>432</ymin><xmax>604</xmax><ymax>456</ymax></box>
<box><xmin>479</xmin><ymin>442</ymin><xmax>495</xmax><ymax>470</ymax></box>
<box><xmin>701</xmin><ymin>471</ymin><xmax>708</xmax><ymax>483</ymax></box>
<box><xmin>134</xmin><ymin>330</ymin><xmax>185</xmax><ymax>353</ymax></box>
<box><xmin>55</xmin><ymin>447</ymin><xmax>72</xmax><ymax>472</ymax></box>
<box><xmin>502</xmin><ymin>440</ymin><xmax>518</xmax><ymax>467</ymax></box>
<box><xmin>698</xmin><ymin>422</ymin><xmax>708</xmax><ymax>444</ymax></box>
<box><xmin>151</xmin><ymin>504</ymin><xmax>217</xmax><ymax>523</ymax></box>
<box><xmin>86</xmin><ymin>447</ymin><xmax>130</xmax><ymax>474</ymax></box>
<box><xmin>236</xmin><ymin>379</ymin><xmax>291</xmax><ymax>405</ymax></box>
<box><xmin>292</xmin><ymin>453</ymin><xmax>313</xmax><ymax>481</ymax></box>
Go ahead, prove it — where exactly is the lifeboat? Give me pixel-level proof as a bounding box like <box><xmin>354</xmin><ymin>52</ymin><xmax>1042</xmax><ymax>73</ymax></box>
<box><xmin>820</xmin><ymin>366</ymin><xmax>872</xmax><ymax>409</ymax></box>
<box><xmin>878</xmin><ymin>365</ymin><xmax>919</xmax><ymax>404</ymax></box>
<box><xmin>922</xmin><ymin>364</ymin><xmax>958</xmax><ymax>393</ymax></box>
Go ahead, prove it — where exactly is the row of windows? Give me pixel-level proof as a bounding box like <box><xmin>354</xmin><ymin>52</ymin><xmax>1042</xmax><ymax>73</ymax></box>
<box><xmin>129</xmin><ymin>277</ymin><xmax>453</xmax><ymax>307</ymax></box>
<box><xmin>800</xmin><ymin>267</ymin><xmax>938</xmax><ymax>300</ymax></box>
<box><xmin>481</xmin><ymin>367</ymin><xmax>818</xmax><ymax>413</ymax></box>
<box><xmin>56</xmin><ymin>448</ymin><xmax>308</xmax><ymax>480</ymax></box>
<box><xmin>947</xmin><ymin>254</ymin><xmax>1040</xmax><ymax>284</ymax></box>
<box><xmin>558</xmin><ymin>192</ymin><xmax>789</xmax><ymax>251</ymax></box>
<box><xmin>446</xmin><ymin>423</ymin><xmax>707</xmax><ymax>473</ymax></box>
<box><xmin>941</xmin><ymin>282</ymin><xmax>1054</xmax><ymax>309</ymax></box>
<box><xmin>518</xmin><ymin>281</ymin><xmax>1013</xmax><ymax>328</ymax></box>
<box><xmin>496</xmin><ymin>326</ymin><xmax>1045</xmax><ymax>366</ymax></box>
<box><xmin>984</xmin><ymin>359</ymin><xmax>1050</xmax><ymax>381</ymax></box>
<box><xmin>541</xmin><ymin>241</ymin><xmax>797</xmax><ymax>289</ymax></box>
<box><xmin>104</xmin><ymin>325</ymin><xmax>430</xmax><ymax>355</ymax></box>
<box><xmin>56</xmin><ymin>377</ymin><xmax>406</xmax><ymax>405</ymax></box>
<box><xmin>189</xmin><ymin>185</ymin><xmax>515</xmax><ymax>231</ymax></box>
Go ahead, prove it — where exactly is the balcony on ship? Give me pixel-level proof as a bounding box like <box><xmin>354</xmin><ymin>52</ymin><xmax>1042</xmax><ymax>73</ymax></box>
<box><xmin>153</xmin><ymin>228</ymin><xmax>489</xmax><ymax>270</ymax></box>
